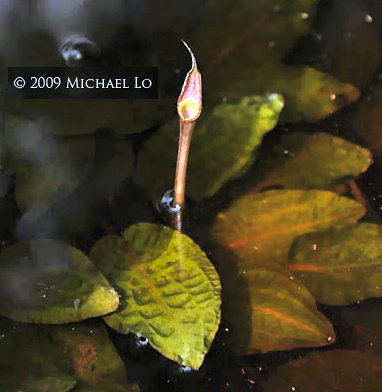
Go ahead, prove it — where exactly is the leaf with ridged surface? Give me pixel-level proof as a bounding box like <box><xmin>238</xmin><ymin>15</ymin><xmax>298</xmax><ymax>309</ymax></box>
<box><xmin>288</xmin><ymin>223</ymin><xmax>382</xmax><ymax>305</ymax></box>
<box><xmin>261</xmin><ymin>350</ymin><xmax>382</xmax><ymax>392</ymax></box>
<box><xmin>216</xmin><ymin>254</ymin><xmax>334</xmax><ymax>354</ymax></box>
<box><xmin>210</xmin><ymin>190</ymin><xmax>365</xmax><ymax>268</ymax></box>
<box><xmin>135</xmin><ymin>94</ymin><xmax>284</xmax><ymax>201</ymax></box>
<box><xmin>0</xmin><ymin>240</ymin><xmax>119</xmax><ymax>323</ymax></box>
<box><xmin>254</xmin><ymin>132</ymin><xmax>372</xmax><ymax>191</ymax></box>
<box><xmin>90</xmin><ymin>223</ymin><xmax>221</xmax><ymax>370</ymax></box>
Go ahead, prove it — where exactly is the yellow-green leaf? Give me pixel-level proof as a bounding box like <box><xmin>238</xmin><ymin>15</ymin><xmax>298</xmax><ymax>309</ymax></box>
<box><xmin>288</xmin><ymin>223</ymin><xmax>382</xmax><ymax>305</ymax></box>
<box><xmin>135</xmin><ymin>94</ymin><xmax>284</xmax><ymax>201</ymax></box>
<box><xmin>0</xmin><ymin>240</ymin><xmax>119</xmax><ymax>323</ymax></box>
<box><xmin>90</xmin><ymin>223</ymin><xmax>221</xmax><ymax>370</ymax></box>
<box><xmin>210</xmin><ymin>190</ymin><xmax>365</xmax><ymax>268</ymax></box>
<box><xmin>255</xmin><ymin>132</ymin><xmax>372</xmax><ymax>191</ymax></box>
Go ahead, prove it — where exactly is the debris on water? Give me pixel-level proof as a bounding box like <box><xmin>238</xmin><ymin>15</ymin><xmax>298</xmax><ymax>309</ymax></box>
<box><xmin>73</xmin><ymin>299</ymin><xmax>81</xmax><ymax>309</ymax></box>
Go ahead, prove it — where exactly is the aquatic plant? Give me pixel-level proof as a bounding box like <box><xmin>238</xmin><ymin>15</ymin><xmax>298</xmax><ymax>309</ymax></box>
<box><xmin>1</xmin><ymin>1</ymin><xmax>382</xmax><ymax>391</ymax></box>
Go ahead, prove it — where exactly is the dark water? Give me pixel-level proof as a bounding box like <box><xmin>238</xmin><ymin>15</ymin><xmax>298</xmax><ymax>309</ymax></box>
<box><xmin>1</xmin><ymin>0</ymin><xmax>382</xmax><ymax>391</ymax></box>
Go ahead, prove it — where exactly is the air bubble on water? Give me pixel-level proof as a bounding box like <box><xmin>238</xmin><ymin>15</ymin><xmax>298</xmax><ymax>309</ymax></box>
<box><xmin>60</xmin><ymin>35</ymin><xmax>100</xmax><ymax>66</ymax></box>
<box><xmin>156</xmin><ymin>189</ymin><xmax>181</xmax><ymax>214</ymax></box>
<box><xmin>135</xmin><ymin>334</ymin><xmax>149</xmax><ymax>348</ymax></box>
<box><xmin>178</xmin><ymin>365</ymin><xmax>192</xmax><ymax>373</ymax></box>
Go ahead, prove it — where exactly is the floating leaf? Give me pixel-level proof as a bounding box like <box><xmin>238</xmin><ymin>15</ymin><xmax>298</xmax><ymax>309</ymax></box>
<box><xmin>254</xmin><ymin>132</ymin><xmax>372</xmax><ymax>191</ymax></box>
<box><xmin>215</xmin><ymin>252</ymin><xmax>334</xmax><ymax>354</ymax></box>
<box><xmin>90</xmin><ymin>223</ymin><xmax>221</xmax><ymax>370</ymax></box>
<box><xmin>261</xmin><ymin>350</ymin><xmax>382</xmax><ymax>392</ymax></box>
<box><xmin>0</xmin><ymin>240</ymin><xmax>119</xmax><ymax>323</ymax></box>
<box><xmin>135</xmin><ymin>94</ymin><xmax>284</xmax><ymax>201</ymax></box>
<box><xmin>210</xmin><ymin>190</ymin><xmax>365</xmax><ymax>268</ymax></box>
<box><xmin>288</xmin><ymin>223</ymin><xmax>382</xmax><ymax>305</ymax></box>
<box><xmin>0</xmin><ymin>317</ymin><xmax>139</xmax><ymax>392</ymax></box>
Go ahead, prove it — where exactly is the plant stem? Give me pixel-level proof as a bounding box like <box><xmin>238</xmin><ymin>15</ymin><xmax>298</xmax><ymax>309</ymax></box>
<box><xmin>172</xmin><ymin>40</ymin><xmax>202</xmax><ymax>232</ymax></box>
<box><xmin>173</xmin><ymin>120</ymin><xmax>195</xmax><ymax>231</ymax></box>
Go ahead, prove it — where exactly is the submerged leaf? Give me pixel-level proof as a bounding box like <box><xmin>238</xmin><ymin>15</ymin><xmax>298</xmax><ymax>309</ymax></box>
<box><xmin>192</xmin><ymin>0</ymin><xmax>359</xmax><ymax>122</ymax></box>
<box><xmin>255</xmin><ymin>132</ymin><xmax>372</xmax><ymax>191</ymax></box>
<box><xmin>288</xmin><ymin>223</ymin><xmax>382</xmax><ymax>305</ymax></box>
<box><xmin>5</xmin><ymin>114</ymin><xmax>95</xmax><ymax>217</ymax></box>
<box><xmin>355</xmin><ymin>84</ymin><xmax>382</xmax><ymax>156</ymax></box>
<box><xmin>207</xmin><ymin>65</ymin><xmax>360</xmax><ymax>123</ymax></box>
<box><xmin>90</xmin><ymin>223</ymin><xmax>221</xmax><ymax>370</ymax></box>
<box><xmin>216</xmin><ymin>254</ymin><xmax>334</xmax><ymax>354</ymax></box>
<box><xmin>135</xmin><ymin>94</ymin><xmax>284</xmax><ymax>201</ymax></box>
<box><xmin>211</xmin><ymin>190</ymin><xmax>365</xmax><ymax>268</ymax></box>
<box><xmin>333</xmin><ymin>306</ymin><xmax>382</xmax><ymax>356</ymax></box>
<box><xmin>261</xmin><ymin>350</ymin><xmax>382</xmax><ymax>392</ymax></box>
<box><xmin>0</xmin><ymin>317</ymin><xmax>139</xmax><ymax>392</ymax></box>
<box><xmin>52</xmin><ymin>322</ymin><xmax>140</xmax><ymax>392</ymax></box>
<box><xmin>0</xmin><ymin>240</ymin><xmax>119</xmax><ymax>323</ymax></box>
<box><xmin>192</xmin><ymin>0</ymin><xmax>318</xmax><ymax>68</ymax></box>
<box><xmin>6</xmin><ymin>98</ymin><xmax>170</xmax><ymax>135</ymax></box>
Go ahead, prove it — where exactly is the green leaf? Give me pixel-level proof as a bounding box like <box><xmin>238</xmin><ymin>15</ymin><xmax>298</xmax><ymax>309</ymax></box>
<box><xmin>90</xmin><ymin>223</ymin><xmax>221</xmax><ymax>370</ymax></box>
<box><xmin>288</xmin><ymin>223</ymin><xmax>382</xmax><ymax>305</ymax></box>
<box><xmin>135</xmin><ymin>94</ymin><xmax>284</xmax><ymax>201</ymax></box>
<box><xmin>0</xmin><ymin>317</ymin><xmax>139</xmax><ymax>392</ymax></box>
<box><xmin>261</xmin><ymin>350</ymin><xmax>382</xmax><ymax>392</ymax></box>
<box><xmin>210</xmin><ymin>190</ymin><xmax>365</xmax><ymax>268</ymax></box>
<box><xmin>207</xmin><ymin>65</ymin><xmax>360</xmax><ymax>123</ymax></box>
<box><xmin>215</xmin><ymin>251</ymin><xmax>334</xmax><ymax>354</ymax></box>
<box><xmin>254</xmin><ymin>132</ymin><xmax>372</xmax><ymax>191</ymax></box>
<box><xmin>0</xmin><ymin>240</ymin><xmax>119</xmax><ymax>323</ymax></box>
